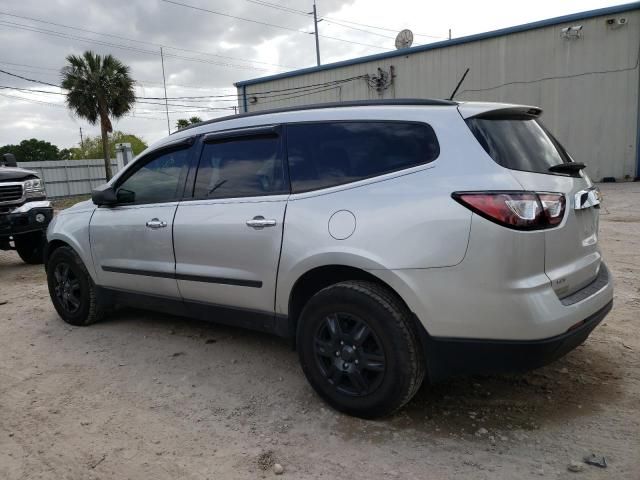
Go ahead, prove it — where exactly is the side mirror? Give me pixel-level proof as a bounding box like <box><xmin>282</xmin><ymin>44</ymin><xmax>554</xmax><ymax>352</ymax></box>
<box><xmin>1</xmin><ymin>153</ymin><xmax>18</xmax><ymax>167</ymax></box>
<box><xmin>116</xmin><ymin>188</ymin><xmax>135</xmax><ymax>204</ymax></box>
<box><xmin>91</xmin><ymin>184</ymin><xmax>117</xmax><ymax>206</ymax></box>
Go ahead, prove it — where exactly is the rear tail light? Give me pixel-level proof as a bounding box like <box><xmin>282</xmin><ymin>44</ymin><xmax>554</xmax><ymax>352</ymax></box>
<box><xmin>452</xmin><ymin>192</ymin><xmax>566</xmax><ymax>230</ymax></box>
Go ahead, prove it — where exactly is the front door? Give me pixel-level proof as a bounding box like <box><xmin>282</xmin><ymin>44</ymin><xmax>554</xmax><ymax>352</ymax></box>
<box><xmin>90</xmin><ymin>144</ymin><xmax>192</xmax><ymax>298</ymax></box>
<box><xmin>173</xmin><ymin>126</ymin><xmax>288</xmax><ymax>315</ymax></box>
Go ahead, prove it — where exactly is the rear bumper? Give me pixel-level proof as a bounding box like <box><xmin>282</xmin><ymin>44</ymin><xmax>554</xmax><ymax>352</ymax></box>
<box><xmin>0</xmin><ymin>202</ymin><xmax>53</xmax><ymax>238</ymax></box>
<box><xmin>424</xmin><ymin>299</ymin><xmax>612</xmax><ymax>381</ymax></box>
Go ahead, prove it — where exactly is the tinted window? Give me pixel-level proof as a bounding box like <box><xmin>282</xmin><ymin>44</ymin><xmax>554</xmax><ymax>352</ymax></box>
<box><xmin>466</xmin><ymin>116</ymin><xmax>571</xmax><ymax>173</ymax></box>
<box><xmin>194</xmin><ymin>135</ymin><xmax>286</xmax><ymax>199</ymax></box>
<box><xmin>286</xmin><ymin>122</ymin><xmax>439</xmax><ymax>193</ymax></box>
<box><xmin>117</xmin><ymin>148</ymin><xmax>190</xmax><ymax>204</ymax></box>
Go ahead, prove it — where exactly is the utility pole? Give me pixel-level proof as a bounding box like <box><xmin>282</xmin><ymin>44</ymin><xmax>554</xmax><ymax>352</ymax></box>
<box><xmin>160</xmin><ymin>47</ymin><xmax>171</xmax><ymax>135</ymax></box>
<box><xmin>79</xmin><ymin>127</ymin><xmax>84</xmax><ymax>151</ymax></box>
<box><xmin>312</xmin><ymin>1</ymin><xmax>321</xmax><ymax>66</ymax></box>
<box><xmin>448</xmin><ymin>28</ymin><xmax>452</xmax><ymax>40</ymax></box>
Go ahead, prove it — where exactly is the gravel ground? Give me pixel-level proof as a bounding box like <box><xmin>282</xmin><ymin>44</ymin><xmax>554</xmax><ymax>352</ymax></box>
<box><xmin>0</xmin><ymin>183</ymin><xmax>639</xmax><ymax>479</ymax></box>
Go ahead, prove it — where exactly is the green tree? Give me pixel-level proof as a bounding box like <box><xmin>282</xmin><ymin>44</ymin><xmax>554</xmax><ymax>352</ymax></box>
<box><xmin>0</xmin><ymin>138</ymin><xmax>60</xmax><ymax>162</ymax></box>
<box><xmin>175</xmin><ymin>116</ymin><xmax>202</xmax><ymax>130</ymax></box>
<box><xmin>61</xmin><ymin>51</ymin><xmax>136</xmax><ymax>180</ymax></box>
<box><xmin>175</xmin><ymin>119</ymin><xmax>190</xmax><ymax>130</ymax></box>
<box><xmin>59</xmin><ymin>148</ymin><xmax>73</xmax><ymax>160</ymax></box>
<box><xmin>70</xmin><ymin>131</ymin><xmax>148</xmax><ymax>159</ymax></box>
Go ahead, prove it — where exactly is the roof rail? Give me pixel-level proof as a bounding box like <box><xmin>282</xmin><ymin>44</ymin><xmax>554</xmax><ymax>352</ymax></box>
<box><xmin>173</xmin><ymin>99</ymin><xmax>457</xmax><ymax>134</ymax></box>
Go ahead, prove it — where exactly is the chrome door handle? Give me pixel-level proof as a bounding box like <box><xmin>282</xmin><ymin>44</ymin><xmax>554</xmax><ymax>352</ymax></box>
<box><xmin>146</xmin><ymin>218</ymin><xmax>167</xmax><ymax>229</ymax></box>
<box><xmin>246</xmin><ymin>216</ymin><xmax>277</xmax><ymax>229</ymax></box>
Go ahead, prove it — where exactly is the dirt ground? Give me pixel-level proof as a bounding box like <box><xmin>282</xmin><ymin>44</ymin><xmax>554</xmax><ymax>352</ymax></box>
<box><xmin>1</xmin><ymin>183</ymin><xmax>639</xmax><ymax>480</ymax></box>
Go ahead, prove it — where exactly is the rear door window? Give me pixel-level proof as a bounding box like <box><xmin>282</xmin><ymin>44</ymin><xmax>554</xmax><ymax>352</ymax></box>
<box><xmin>465</xmin><ymin>115</ymin><xmax>572</xmax><ymax>174</ymax></box>
<box><xmin>286</xmin><ymin>121</ymin><xmax>439</xmax><ymax>193</ymax></box>
<box><xmin>194</xmin><ymin>134</ymin><xmax>287</xmax><ymax>199</ymax></box>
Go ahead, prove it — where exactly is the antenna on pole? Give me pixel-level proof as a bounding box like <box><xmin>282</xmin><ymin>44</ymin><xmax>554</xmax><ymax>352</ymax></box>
<box><xmin>312</xmin><ymin>1</ymin><xmax>321</xmax><ymax>66</ymax></box>
<box><xmin>160</xmin><ymin>47</ymin><xmax>171</xmax><ymax>135</ymax></box>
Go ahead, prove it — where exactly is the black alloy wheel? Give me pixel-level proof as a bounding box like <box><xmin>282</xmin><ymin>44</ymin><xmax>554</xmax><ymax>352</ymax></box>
<box><xmin>313</xmin><ymin>312</ymin><xmax>386</xmax><ymax>396</ymax></box>
<box><xmin>297</xmin><ymin>280</ymin><xmax>425</xmax><ymax>419</ymax></box>
<box><xmin>52</xmin><ymin>261</ymin><xmax>82</xmax><ymax>315</ymax></box>
<box><xmin>46</xmin><ymin>245</ymin><xmax>105</xmax><ymax>326</ymax></box>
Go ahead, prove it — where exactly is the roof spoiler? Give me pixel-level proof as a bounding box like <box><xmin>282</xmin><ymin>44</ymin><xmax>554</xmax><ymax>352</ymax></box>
<box><xmin>457</xmin><ymin>104</ymin><xmax>542</xmax><ymax>119</ymax></box>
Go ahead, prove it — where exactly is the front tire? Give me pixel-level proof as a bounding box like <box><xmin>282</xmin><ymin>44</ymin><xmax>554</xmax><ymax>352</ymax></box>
<box><xmin>297</xmin><ymin>281</ymin><xmax>425</xmax><ymax>419</ymax></box>
<box><xmin>46</xmin><ymin>246</ymin><xmax>104</xmax><ymax>326</ymax></box>
<box><xmin>14</xmin><ymin>232</ymin><xmax>45</xmax><ymax>264</ymax></box>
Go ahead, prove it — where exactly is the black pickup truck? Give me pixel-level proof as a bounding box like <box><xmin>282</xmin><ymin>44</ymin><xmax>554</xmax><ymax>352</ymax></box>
<box><xmin>0</xmin><ymin>153</ymin><xmax>53</xmax><ymax>264</ymax></box>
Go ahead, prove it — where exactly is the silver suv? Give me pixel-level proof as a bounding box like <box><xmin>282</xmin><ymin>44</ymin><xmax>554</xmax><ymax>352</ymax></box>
<box><xmin>45</xmin><ymin>100</ymin><xmax>613</xmax><ymax>418</ymax></box>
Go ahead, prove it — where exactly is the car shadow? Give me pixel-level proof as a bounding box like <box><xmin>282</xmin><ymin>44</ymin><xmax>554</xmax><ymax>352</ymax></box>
<box><xmin>77</xmin><ymin>306</ymin><xmax>624</xmax><ymax>440</ymax></box>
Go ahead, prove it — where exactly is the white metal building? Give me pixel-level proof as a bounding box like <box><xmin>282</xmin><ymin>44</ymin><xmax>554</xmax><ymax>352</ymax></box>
<box><xmin>235</xmin><ymin>2</ymin><xmax>640</xmax><ymax>181</ymax></box>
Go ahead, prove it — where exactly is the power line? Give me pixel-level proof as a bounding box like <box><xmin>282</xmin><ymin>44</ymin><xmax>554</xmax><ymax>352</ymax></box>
<box><xmin>161</xmin><ymin>0</ymin><xmax>391</xmax><ymax>50</ymax></box>
<box><xmin>0</xmin><ymin>20</ymin><xmax>270</xmax><ymax>72</ymax></box>
<box><xmin>0</xmin><ymin>80</ymin><xmax>360</xmax><ymax>105</ymax></box>
<box><xmin>0</xmin><ymin>67</ymin><xmax>58</xmax><ymax>87</ymax></box>
<box><xmin>0</xmin><ymin>67</ymin><xmax>367</xmax><ymax>101</ymax></box>
<box><xmin>322</xmin><ymin>17</ymin><xmax>445</xmax><ymax>39</ymax></box>
<box><xmin>321</xmin><ymin>19</ymin><xmax>396</xmax><ymax>40</ymax></box>
<box><xmin>239</xmin><ymin>0</ymin><xmax>421</xmax><ymax>43</ymax></box>
<box><xmin>0</xmin><ymin>82</ymin><xmax>237</xmax><ymax>111</ymax></box>
<box><xmin>457</xmin><ymin>45</ymin><xmax>640</xmax><ymax>97</ymax></box>
<box><xmin>0</xmin><ymin>91</ymin><xmax>169</xmax><ymax>120</ymax></box>
<box><xmin>244</xmin><ymin>0</ymin><xmax>309</xmax><ymax>16</ymax></box>
<box><xmin>0</xmin><ymin>60</ymin><xmax>59</xmax><ymax>71</ymax></box>
<box><xmin>250</xmin><ymin>82</ymin><xmax>348</xmax><ymax>105</ymax></box>
<box><xmin>0</xmin><ymin>60</ymin><xmax>238</xmax><ymax>92</ymax></box>
<box><xmin>0</xmin><ymin>11</ymin><xmax>289</xmax><ymax>69</ymax></box>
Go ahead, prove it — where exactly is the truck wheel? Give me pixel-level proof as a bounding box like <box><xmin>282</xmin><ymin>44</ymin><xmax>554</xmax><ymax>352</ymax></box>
<box><xmin>297</xmin><ymin>281</ymin><xmax>425</xmax><ymax>419</ymax></box>
<box><xmin>14</xmin><ymin>232</ymin><xmax>45</xmax><ymax>264</ymax></box>
<box><xmin>46</xmin><ymin>246</ymin><xmax>104</xmax><ymax>326</ymax></box>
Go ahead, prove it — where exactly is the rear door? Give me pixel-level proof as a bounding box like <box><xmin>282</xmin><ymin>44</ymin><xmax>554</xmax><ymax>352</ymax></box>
<box><xmin>173</xmin><ymin>126</ymin><xmax>289</xmax><ymax>315</ymax></box>
<box><xmin>464</xmin><ymin>108</ymin><xmax>601</xmax><ymax>298</ymax></box>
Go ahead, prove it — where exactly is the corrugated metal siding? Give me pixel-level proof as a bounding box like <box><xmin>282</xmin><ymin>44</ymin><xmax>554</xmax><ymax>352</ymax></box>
<box><xmin>238</xmin><ymin>10</ymin><xmax>640</xmax><ymax>180</ymax></box>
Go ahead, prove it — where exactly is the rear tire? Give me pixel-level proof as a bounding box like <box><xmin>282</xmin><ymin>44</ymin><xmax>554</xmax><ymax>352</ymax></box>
<box><xmin>14</xmin><ymin>232</ymin><xmax>45</xmax><ymax>264</ymax></box>
<box><xmin>297</xmin><ymin>280</ymin><xmax>425</xmax><ymax>419</ymax></box>
<box><xmin>46</xmin><ymin>246</ymin><xmax>104</xmax><ymax>326</ymax></box>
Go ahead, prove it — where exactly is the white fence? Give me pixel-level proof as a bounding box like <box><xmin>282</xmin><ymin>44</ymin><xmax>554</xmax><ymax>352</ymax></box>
<box><xmin>17</xmin><ymin>159</ymin><xmax>121</xmax><ymax>198</ymax></box>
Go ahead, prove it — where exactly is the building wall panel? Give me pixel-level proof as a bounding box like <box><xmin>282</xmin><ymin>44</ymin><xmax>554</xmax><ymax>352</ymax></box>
<box><xmin>237</xmin><ymin>9</ymin><xmax>639</xmax><ymax>180</ymax></box>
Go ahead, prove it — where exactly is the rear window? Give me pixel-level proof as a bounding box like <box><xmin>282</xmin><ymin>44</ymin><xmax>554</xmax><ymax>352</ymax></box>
<box><xmin>286</xmin><ymin>121</ymin><xmax>439</xmax><ymax>193</ymax></box>
<box><xmin>466</xmin><ymin>116</ymin><xmax>571</xmax><ymax>174</ymax></box>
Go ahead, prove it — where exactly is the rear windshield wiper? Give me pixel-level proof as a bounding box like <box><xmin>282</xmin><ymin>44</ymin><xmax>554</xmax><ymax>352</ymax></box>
<box><xmin>548</xmin><ymin>162</ymin><xmax>586</xmax><ymax>174</ymax></box>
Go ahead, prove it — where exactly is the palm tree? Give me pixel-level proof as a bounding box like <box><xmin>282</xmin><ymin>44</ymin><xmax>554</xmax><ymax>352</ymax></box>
<box><xmin>175</xmin><ymin>119</ymin><xmax>191</xmax><ymax>130</ymax></box>
<box><xmin>61</xmin><ymin>51</ymin><xmax>136</xmax><ymax>180</ymax></box>
<box><xmin>176</xmin><ymin>116</ymin><xmax>203</xmax><ymax>130</ymax></box>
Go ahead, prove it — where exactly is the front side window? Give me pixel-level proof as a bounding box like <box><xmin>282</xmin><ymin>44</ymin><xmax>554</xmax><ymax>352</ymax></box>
<box><xmin>286</xmin><ymin>121</ymin><xmax>440</xmax><ymax>193</ymax></box>
<box><xmin>194</xmin><ymin>134</ymin><xmax>286</xmax><ymax>199</ymax></box>
<box><xmin>117</xmin><ymin>148</ymin><xmax>190</xmax><ymax>204</ymax></box>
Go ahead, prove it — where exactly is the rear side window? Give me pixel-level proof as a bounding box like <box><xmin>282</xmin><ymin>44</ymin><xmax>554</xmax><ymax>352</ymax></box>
<box><xmin>466</xmin><ymin>116</ymin><xmax>571</xmax><ymax>174</ymax></box>
<box><xmin>194</xmin><ymin>134</ymin><xmax>287</xmax><ymax>199</ymax></box>
<box><xmin>286</xmin><ymin>122</ymin><xmax>439</xmax><ymax>193</ymax></box>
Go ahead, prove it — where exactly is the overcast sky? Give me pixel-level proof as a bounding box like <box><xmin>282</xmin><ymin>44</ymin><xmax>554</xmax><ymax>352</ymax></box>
<box><xmin>0</xmin><ymin>0</ymin><xmax>625</xmax><ymax>150</ymax></box>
